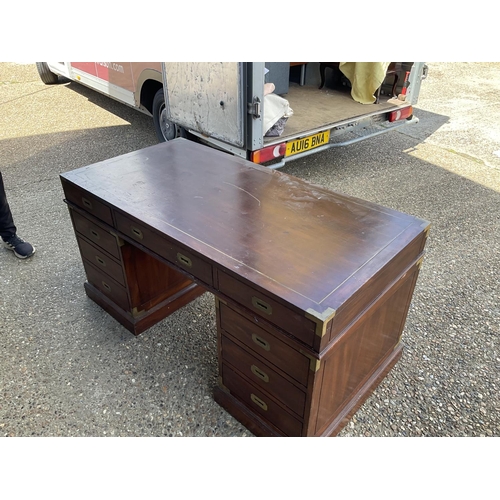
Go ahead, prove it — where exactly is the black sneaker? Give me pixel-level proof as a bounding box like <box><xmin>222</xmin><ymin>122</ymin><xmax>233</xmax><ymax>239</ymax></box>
<box><xmin>2</xmin><ymin>234</ymin><xmax>35</xmax><ymax>259</ymax></box>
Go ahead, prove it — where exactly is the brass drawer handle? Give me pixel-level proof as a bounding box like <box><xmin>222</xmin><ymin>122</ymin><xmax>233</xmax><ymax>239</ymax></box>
<box><xmin>252</xmin><ymin>296</ymin><xmax>272</xmax><ymax>315</ymax></box>
<box><xmin>90</xmin><ymin>229</ymin><xmax>100</xmax><ymax>240</ymax></box>
<box><xmin>251</xmin><ymin>333</ymin><xmax>270</xmax><ymax>351</ymax></box>
<box><xmin>82</xmin><ymin>197</ymin><xmax>93</xmax><ymax>210</ymax></box>
<box><xmin>251</xmin><ymin>365</ymin><xmax>269</xmax><ymax>383</ymax></box>
<box><xmin>95</xmin><ymin>256</ymin><xmax>106</xmax><ymax>267</ymax></box>
<box><xmin>101</xmin><ymin>281</ymin><xmax>111</xmax><ymax>292</ymax></box>
<box><xmin>177</xmin><ymin>253</ymin><xmax>192</xmax><ymax>268</ymax></box>
<box><xmin>250</xmin><ymin>394</ymin><xmax>268</xmax><ymax>411</ymax></box>
<box><xmin>131</xmin><ymin>226</ymin><xmax>143</xmax><ymax>240</ymax></box>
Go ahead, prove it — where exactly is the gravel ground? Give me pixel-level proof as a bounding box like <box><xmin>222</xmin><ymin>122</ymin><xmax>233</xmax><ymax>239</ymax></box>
<box><xmin>0</xmin><ymin>62</ymin><xmax>499</xmax><ymax>440</ymax></box>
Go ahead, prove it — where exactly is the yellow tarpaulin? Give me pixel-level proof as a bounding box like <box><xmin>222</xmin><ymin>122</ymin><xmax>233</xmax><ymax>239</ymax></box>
<box><xmin>339</xmin><ymin>62</ymin><xmax>391</xmax><ymax>104</ymax></box>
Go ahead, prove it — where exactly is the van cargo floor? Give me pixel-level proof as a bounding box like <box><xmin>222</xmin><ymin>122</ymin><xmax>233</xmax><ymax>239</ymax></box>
<box><xmin>264</xmin><ymin>83</ymin><xmax>398</xmax><ymax>143</ymax></box>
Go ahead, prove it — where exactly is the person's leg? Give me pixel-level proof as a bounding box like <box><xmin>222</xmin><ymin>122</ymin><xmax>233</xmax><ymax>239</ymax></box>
<box><xmin>0</xmin><ymin>171</ymin><xmax>17</xmax><ymax>240</ymax></box>
<box><xmin>0</xmin><ymin>171</ymin><xmax>35</xmax><ymax>259</ymax></box>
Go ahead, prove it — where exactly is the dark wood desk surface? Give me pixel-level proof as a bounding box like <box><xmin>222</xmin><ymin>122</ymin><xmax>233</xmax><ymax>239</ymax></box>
<box><xmin>61</xmin><ymin>138</ymin><xmax>428</xmax><ymax>339</ymax></box>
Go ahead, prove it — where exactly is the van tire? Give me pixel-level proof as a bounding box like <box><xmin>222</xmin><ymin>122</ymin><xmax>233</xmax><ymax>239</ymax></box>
<box><xmin>36</xmin><ymin>62</ymin><xmax>59</xmax><ymax>84</ymax></box>
<box><xmin>152</xmin><ymin>88</ymin><xmax>185</xmax><ymax>142</ymax></box>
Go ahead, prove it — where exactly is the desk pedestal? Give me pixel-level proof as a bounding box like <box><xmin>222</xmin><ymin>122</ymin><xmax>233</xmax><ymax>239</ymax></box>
<box><xmin>68</xmin><ymin>204</ymin><xmax>205</xmax><ymax>335</ymax></box>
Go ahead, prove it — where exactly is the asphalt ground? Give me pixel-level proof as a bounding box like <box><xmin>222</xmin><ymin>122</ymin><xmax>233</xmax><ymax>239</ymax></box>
<box><xmin>0</xmin><ymin>63</ymin><xmax>499</xmax><ymax>443</ymax></box>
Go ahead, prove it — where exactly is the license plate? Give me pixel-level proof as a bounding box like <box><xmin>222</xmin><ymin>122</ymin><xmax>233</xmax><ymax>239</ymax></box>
<box><xmin>285</xmin><ymin>130</ymin><xmax>330</xmax><ymax>157</ymax></box>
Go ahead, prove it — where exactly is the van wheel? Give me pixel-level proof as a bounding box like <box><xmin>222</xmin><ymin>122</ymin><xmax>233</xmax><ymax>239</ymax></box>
<box><xmin>35</xmin><ymin>62</ymin><xmax>59</xmax><ymax>84</ymax></box>
<box><xmin>152</xmin><ymin>88</ymin><xmax>184</xmax><ymax>142</ymax></box>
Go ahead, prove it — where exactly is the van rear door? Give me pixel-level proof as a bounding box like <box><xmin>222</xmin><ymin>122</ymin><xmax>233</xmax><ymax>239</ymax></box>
<box><xmin>163</xmin><ymin>62</ymin><xmax>262</xmax><ymax>151</ymax></box>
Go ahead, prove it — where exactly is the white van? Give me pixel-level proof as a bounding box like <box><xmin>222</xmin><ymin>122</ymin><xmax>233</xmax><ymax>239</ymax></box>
<box><xmin>36</xmin><ymin>62</ymin><xmax>427</xmax><ymax>168</ymax></box>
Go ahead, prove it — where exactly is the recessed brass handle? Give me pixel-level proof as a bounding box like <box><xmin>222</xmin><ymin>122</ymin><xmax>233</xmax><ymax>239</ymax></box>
<box><xmin>82</xmin><ymin>197</ymin><xmax>93</xmax><ymax>210</ymax></box>
<box><xmin>252</xmin><ymin>296</ymin><xmax>272</xmax><ymax>315</ymax></box>
<box><xmin>90</xmin><ymin>229</ymin><xmax>100</xmax><ymax>240</ymax></box>
<box><xmin>95</xmin><ymin>256</ymin><xmax>106</xmax><ymax>267</ymax></box>
<box><xmin>177</xmin><ymin>253</ymin><xmax>192</xmax><ymax>268</ymax></box>
<box><xmin>250</xmin><ymin>394</ymin><xmax>268</xmax><ymax>411</ymax></box>
<box><xmin>251</xmin><ymin>365</ymin><xmax>269</xmax><ymax>383</ymax></box>
<box><xmin>251</xmin><ymin>333</ymin><xmax>270</xmax><ymax>351</ymax></box>
<box><xmin>101</xmin><ymin>281</ymin><xmax>111</xmax><ymax>292</ymax></box>
<box><xmin>131</xmin><ymin>227</ymin><xmax>143</xmax><ymax>240</ymax></box>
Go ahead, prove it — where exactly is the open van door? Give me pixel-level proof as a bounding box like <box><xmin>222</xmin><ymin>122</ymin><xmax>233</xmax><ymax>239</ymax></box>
<box><xmin>163</xmin><ymin>62</ymin><xmax>264</xmax><ymax>155</ymax></box>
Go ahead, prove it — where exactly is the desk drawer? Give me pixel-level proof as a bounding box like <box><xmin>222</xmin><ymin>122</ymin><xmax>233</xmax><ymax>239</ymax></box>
<box><xmin>222</xmin><ymin>364</ymin><xmax>303</xmax><ymax>436</ymax></box>
<box><xmin>114</xmin><ymin>212</ymin><xmax>213</xmax><ymax>286</ymax></box>
<box><xmin>71</xmin><ymin>210</ymin><xmax>120</xmax><ymax>259</ymax></box>
<box><xmin>218</xmin><ymin>271</ymin><xmax>316</xmax><ymax>347</ymax></box>
<box><xmin>63</xmin><ymin>181</ymin><xmax>114</xmax><ymax>226</ymax></box>
<box><xmin>82</xmin><ymin>260</ymin><xmax>130</xmax><ymax>311</ymax></box>
<box><xmin>219</xmin><ymin>302</ymin><xmax>310</xmax><ymax>387</ymax></box>
<box><xmin>77</xmin><ymin>237</ymin><xmax>126</xmax><ymax>287</ymax></box>
<box><xmin>221</xmin><ymin>334</ymin><xmax>306</xmax><ymax>417</ymax></box>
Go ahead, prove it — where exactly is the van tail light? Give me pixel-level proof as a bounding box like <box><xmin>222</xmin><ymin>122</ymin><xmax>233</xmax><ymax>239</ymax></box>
<box><xmin>251</xmin><ymin>143</ymin><xmax>286</xmax><ymax>164</ymax></box>
<box><xmin>389</xmin><ymin>105</ymin><xmax>413</xmax><ymax>122</ymax></box>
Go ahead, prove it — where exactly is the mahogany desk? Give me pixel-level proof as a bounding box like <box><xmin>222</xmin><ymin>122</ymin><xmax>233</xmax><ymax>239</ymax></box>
<box><xmin>60</xmin><ymin>139</ymin><xmax>430</xmax><ymax>437</ymax></box>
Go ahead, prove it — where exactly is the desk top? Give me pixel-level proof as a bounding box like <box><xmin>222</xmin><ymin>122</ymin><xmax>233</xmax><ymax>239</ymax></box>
<box><xmin>61</xmin><ymin>139</ymin><xmax>429</xmax><ymax>322</ymax></box>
